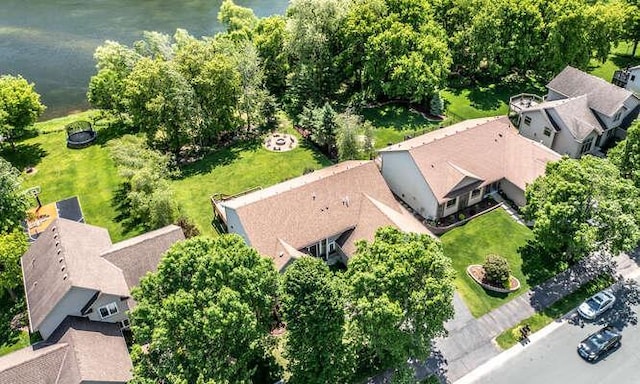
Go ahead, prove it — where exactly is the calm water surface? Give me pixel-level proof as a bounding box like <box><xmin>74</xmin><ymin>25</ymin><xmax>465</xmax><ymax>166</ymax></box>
<box><xmin>0</xmin><ymin>0</ymin><xmax>288</xmax><ymax>118</ymax></box>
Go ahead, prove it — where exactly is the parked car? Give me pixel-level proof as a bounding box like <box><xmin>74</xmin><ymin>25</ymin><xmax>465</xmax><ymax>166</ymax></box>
<box><xmin>577</xmin><ymin>326</ymin><xmax>622</xmax><ymax>362</ymax></box>
<box><xmin>577</xmin><ymin>290</ymin><xmax>616</xmax><ymax>320</ymax></box>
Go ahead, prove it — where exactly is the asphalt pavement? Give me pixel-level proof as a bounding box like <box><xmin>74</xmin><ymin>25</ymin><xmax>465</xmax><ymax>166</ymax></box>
<box><xmin>464</xmin><ymin>276</ymin><xmax>640</xmax><ymax>384</ymax></box>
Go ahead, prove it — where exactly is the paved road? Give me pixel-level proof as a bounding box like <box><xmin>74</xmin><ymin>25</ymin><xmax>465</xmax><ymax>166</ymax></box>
<box><xmin>471</xmin><ymin>278</ymin><xmax>640</xmax><ymax>384</ymax></box>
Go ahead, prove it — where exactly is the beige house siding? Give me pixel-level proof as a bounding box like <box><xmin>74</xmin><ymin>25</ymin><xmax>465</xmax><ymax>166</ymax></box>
<box><xmin>379</xmin><ymin>152</ymin><xmax>439</xmax><ymax>219</ymax></box>
<box><xmin>223</xmin><ymin>207</ymin><xmax>251</xmax><ymax>246</ymax></box>
<box><xmin>500</xmin><ymin>179</ymin><xmax>526</xmax><ymax>207</ymax></box>
<box><xmin>86</xmin><ymin>293</ymin><xmax>130</xmax><ymax>324</ymax></box>
<box><xmin>518</xmin><ymin>110</ymin><xmax>556</xmax><ymax>148</ymax></box>
<box><xmin>38</xmin><ymin>287</ymin><xmax>96</xmax><ymax>340</ymax></box>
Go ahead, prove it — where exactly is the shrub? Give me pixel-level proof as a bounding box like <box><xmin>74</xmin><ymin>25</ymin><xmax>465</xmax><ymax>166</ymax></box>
<box><xmin>483</xmin><ymin>254</ymin><xmax>511</xmax><ymax>288</ymax></box>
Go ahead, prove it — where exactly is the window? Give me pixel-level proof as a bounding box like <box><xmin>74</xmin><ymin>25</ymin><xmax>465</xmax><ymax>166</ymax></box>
<box><xmin>328</xmin><ymin>241</ymin><xmax>336</xmax><ymax>254</ymax></box>
<box><xmin>470</xmin><ymin>188</ymin><xmax>482</xmax><ymax>199</ymax></box>
<box><xmin>543</xmin><ymin>127</ymin><xmax>551</xmax><ymax>137</ymax></box>
<box><xmin>523</xmin><ymin>116</ymin><xmax>532</xmax><ymax>126</ymax></box>
<box><xmin>445</xmin><ymin>198</ymin><xmax>457</xmax><ymax>208</ymax></box>
<box><xmin>632</xmin><ymin>75</ymin><xmax>636</xmax><ymax>81</ymax></box>
<box><xmin>614</xmin><ymin>110</ymin><xmax>622</xmax><ymax>122</ymax></box>
<box><xmin>580</xmin><ymin>137</ymin><xmax>594</xmax><ymax>155</ymax></box>
<box><xmin>98</xmin><ymin>302</ymin><xmax>118</xmax><ymax>319</ymax></box>
<box><xmin>120</xmin><ymin>319</ymin><xmax>130</xmax><ymax>329</ymax></box>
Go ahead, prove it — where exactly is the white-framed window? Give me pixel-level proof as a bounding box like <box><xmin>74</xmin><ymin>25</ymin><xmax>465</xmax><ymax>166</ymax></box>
<box><xmin>445</xmin><ymin>198</ymin><xmax>457</xmax><ymax>208</ymax></box>
<box><xmin>328</xmin><ymin>241</ymin><xmax>336</xmax><ymax>254</ymax></box>
<box><xmin>98</xmin><ymin>302</ymin><xmax>119</xmax><ymax>319</ymax></box>
<box><xmin>523</xmin><ymin>116</ymin><xmax>532</xmax><ymax>126</ymax></box>
<box><xmin>543</xmin><ymin>127</ymin><xmax>551</xmax><ymax>137</ymax></box>
<box><xmin>470</xmin><ymin>188</ymin><xmax>482</xmax><ymax>199</ymax></box>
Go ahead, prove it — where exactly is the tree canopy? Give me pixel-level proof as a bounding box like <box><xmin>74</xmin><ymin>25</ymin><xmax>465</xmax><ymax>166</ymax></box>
<box><xmin>130</xmin><ymin>235</ymin><xmax>280</xmax><ymax>384</ymax></box>
<box><xmin>609</xmin><ymin>120</ymin><xmax>640</xmax><ymax>188</ymax></box>
<box><xmin>0</xmin><ymin>75</ymin><xmax>45</xmax><ymax>147</ymax></box>
<box><xmin>0</xmin><ymin>157</ymin><xmax>29</xmax><ymax>234</ymax></box>
<box><xmin>0</xmin><ymin>230</ymin><xmax>28</xmax><ymax>300</ymax></box>
<box><xmin>524</xmin><ymin>156</ymin><xmax>640</xmax><ymax>267</ymax></box>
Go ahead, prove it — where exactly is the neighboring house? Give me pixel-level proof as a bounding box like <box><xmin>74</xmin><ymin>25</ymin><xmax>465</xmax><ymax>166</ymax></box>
<box><xmin>378</xmin><ymin>117</ymin><xmax>561</xmax><ymax>221</ymax></box>
<box><xmin>612</xmin><ymin>65</ymin><xmax>640</xmax><ymax>94</ymax></box>
<box><xmin>0</xmin><ymin>317</ymin><xmax>133</xmax><ymax>384</ymax></box>
<box><xmin>512</xmin><ymin>66</ymin><xmax>640</xmax><ymax>157</ymax></box>
<box><xmin>1</xmin><ymin>218</ymin><xmax>184</xmax><ymax>383</ymax></box>
<box><xmin>212</xmin><ymin>160</ymin><xmax>432</xmax><ymax>271</ymax></box>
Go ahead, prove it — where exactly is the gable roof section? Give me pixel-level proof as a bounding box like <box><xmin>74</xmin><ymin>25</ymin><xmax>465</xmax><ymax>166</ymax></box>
<box><xmin>547</xmin><ymin>66</ymin><xmax>636</xmax><ymax>117</ymax></box>
<box><xmin>380</xmin><ymin>117</ymin><xmax>561</xmax><ymax>203</ymax></box>
<box><xmin>0</xmin><ymin>317</ymin><xmax>133</xmax><ymax>384</ymax></box>
<box><xmin>523</xmin><ymin>95</ymin><xmax>603</xmax><ymax>141</ymax></box>
<box><xmin>221</xmin><ymin>161</ymin><xmax>431</xmax><ymax>269</ymax></box>
<box><xmin>101</xmin><ymin>225</ymin><xmax>185</xmax><ymax>289</ymax></box>
<box><xmin>21</xmin><ymin>218</ymin><xmax>129</xmax><ymax>333</ymax></box>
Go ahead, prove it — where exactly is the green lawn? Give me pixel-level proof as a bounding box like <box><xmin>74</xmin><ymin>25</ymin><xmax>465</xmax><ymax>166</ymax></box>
<box><xmin>589</xmin><ymin>42</ymin><xmax>640</xmax><ymax>82</ymax></box>
<box><xmin>441</xmin><ymin>209</ymin><xmax>533</xmax><ymax>318</ymax></box>
<box><xmin>495</xmin><ymin>274</ymin><xmax>615</xmax><ymax>350</ymax></box>
<box><xmin>361</xmin><ymin>104</ymin><xmax>445</xmax><ymax>148</ymax></box>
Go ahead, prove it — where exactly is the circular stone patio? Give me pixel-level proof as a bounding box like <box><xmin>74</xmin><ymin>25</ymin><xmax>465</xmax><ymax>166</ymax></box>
<box><xmin>264</xmin><ymin>132</ymin><xmax>298</xmax><ymax>152</ymax></box>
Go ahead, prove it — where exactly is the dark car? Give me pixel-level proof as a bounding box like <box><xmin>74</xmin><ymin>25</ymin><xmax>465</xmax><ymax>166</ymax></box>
<box><xmin>577</xmin><ymin>326</ymin><xmax>622</xmax><ymax>362</ymax></box>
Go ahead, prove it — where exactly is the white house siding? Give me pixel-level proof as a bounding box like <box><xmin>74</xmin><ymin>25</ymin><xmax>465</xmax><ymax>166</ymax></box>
<box><xmin>467</xmin><ymin>186</ymin><xmax>484</xmax><ymax>206</ymax></box>
<box><xmin>518</xmin><ymin>110</ymin><xmax>555</xmax><ymax>148</ymax></box>
<box><xmin>38</xmin><ymin>287</ymin><xmax>96</xmax><ymax>340</ymax></box>
<box><xmin>500</xmin><ymin>179</ymin><xmax>526</xmax><ymax>207</ymax></box>
<box><xmin>626</xmin><ymin>69</ymin><xmax>640</xmax><ymax>94</ymax></box>
<box><xmin>441</xmin><ymin>198</ymin><xmax>459</xmax><ymax>218</ymax></box>
<box><xmin>546</xmin><ymin>89</ymin><xmax>566</xmax><ymax>101</ymax></box>
<box><xmin>379</xmin><ymin>151</ymin><xmax>439</xmax><ymax>219</ymax></box>
<box><xmin>87</xmin><ymin>293</ymin><xmax>130</xmax><ymax>324</ymax></box>
<box><xmin>223</xmin><ymin>207</ymin><xmax>251</xmax><ymax>246</ymax></box>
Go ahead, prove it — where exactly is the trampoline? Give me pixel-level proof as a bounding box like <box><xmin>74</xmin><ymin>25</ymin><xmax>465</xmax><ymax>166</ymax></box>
<box><xmin>66</xmin><ymin>120</ymin><xmax>97</xmax><ymax>149</ymax></box>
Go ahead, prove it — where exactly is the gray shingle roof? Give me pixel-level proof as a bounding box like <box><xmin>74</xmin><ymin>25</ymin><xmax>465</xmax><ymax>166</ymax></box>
<box><xmin>547</xmin><ymin>66</ymin><xmax>635</xmax><ymax>117</ymax></box>
<box><xmin>0</xmin><ymin>317</ymin><xmax>132</xmax><ymax>384</ymax></box>
<box><xmin>101</xmin><ymin>225</ymin><xmax>185</xmax><ymax>289</ymax></box>
<box><xmin>523</xmin><ymin>95</ymin><xmax>603</xmax><ymax>141</ymax></box>
<box><xmin>21</xmin><ymin>218</ymin><xmax>129</xmax><ymax>333</ymax></box>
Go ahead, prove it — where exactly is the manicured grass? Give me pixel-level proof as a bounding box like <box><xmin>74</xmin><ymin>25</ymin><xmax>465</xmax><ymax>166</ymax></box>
<box><xmin>0</xmin><ymin>330</ymin><xmax>29</xmax><ymax>357</ymax></box>
<box><xmin>441</xmin><ymin>208</ymin><xmax>533</xmax><ymax>318</ymax></box>
<box><xmin>361</xmin><ymin>104</ymin><xmax>444</xmax><ymax>148</ymax></box>
<box><xmin>495</xmin><ymin>274</ymin><xmax>615</xmax><ymax>350</ymax></box>
<box><xmin>589</xmin><ymin>42</ymin><xmax>640</xmax><ymax>82</ymax></box>
<box><xmin>1</xmin><ymin>123</ymin><xmax>133</xmax><ymax>242</ymax></box>
<box><xmin>172</xmin><ymin>138</ymin><xmax>332</xmax><ymax>236</ymax></box>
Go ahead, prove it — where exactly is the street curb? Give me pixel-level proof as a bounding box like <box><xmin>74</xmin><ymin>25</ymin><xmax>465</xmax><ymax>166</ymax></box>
<box><xmin>453</xmin><ymin>320</ymin><xmax>566</xmax><ymax>384</ymax></box>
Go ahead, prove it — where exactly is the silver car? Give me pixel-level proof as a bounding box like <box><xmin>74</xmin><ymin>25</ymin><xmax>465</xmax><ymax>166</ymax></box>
<box><xmin>577</xmin><ymin>290</ymin><xmax>616</xmax><ymax>320</ymax></box>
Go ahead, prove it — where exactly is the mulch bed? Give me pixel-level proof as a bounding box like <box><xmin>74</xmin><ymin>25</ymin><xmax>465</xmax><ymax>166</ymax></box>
<box><xmin>468</xmin><ymin>265</ymin><xmax>519</xmax><ymax>291</ymax></box>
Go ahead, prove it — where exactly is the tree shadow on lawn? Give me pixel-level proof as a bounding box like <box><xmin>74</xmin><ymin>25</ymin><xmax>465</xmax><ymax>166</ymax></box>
<box><xmin>94</xmin><ymin>121</ymin><xmax>134</xmax><ymax>146</ymax></box>
<box><xmin>361</xmin><ymin>104</ymin><xmax>435</xmax><ymax>131</ymax></box>
<box><xmin>110</xmin><ymin>183</ymin><xmax>145</xmax><ymax>234</ymax></box>
<box><xmin>0</xmin><ymin>142</ymin><xmax>47</xmax><ymax>170</ymax></box>
<box><xmin>176</xmin><ymin>138</ymin><xmax>262</xmax><ymax>179</ymax></box>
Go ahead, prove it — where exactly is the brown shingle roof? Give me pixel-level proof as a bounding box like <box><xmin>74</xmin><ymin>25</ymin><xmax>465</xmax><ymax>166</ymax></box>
<box><xmin>101</xmin><ymin>225</ymin><xmax>185</xmax><ymax>290</ymax></box>
<box><xmin>380</xmin><ymin>117</ymin><xmax>561</xmax><ymax>203</ymax></box>
<box><xmin>0</xmin><ymin>317</ymin><xmax>132</xmax><ymax>384</ymax></box>
<box><xmin>221</xmin><ymin>161</ymin><xmax>431</xmax><ymax>269</ymax></box>
<box><xmin>547</xmin><ymin>66</ymin><xmax>636</xmax><ymax>117</ymax></box>
<box><xmin>22</xmin><ymin>218</ymin><xmax>129</xmax><ymax>333</ymax></box>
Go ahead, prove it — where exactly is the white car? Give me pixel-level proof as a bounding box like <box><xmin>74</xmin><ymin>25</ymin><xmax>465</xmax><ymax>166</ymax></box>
<box><xmin>577</xmin><ymin>290</ymin><xmax>616</xmax><ymax>320</ymax></box>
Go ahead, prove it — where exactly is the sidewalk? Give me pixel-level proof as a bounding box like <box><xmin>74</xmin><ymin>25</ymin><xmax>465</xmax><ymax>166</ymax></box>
<box><xmin>417</xmin><ymin>251</ymin><xmax>640</xmax><ymax>383</ymax></box>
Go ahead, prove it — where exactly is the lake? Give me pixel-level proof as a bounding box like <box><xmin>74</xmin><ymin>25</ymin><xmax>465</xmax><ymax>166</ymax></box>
<box><xmin>0</xmin><ymin>0</ymin><xmax>289</xmax><ymax>119</ymax></box>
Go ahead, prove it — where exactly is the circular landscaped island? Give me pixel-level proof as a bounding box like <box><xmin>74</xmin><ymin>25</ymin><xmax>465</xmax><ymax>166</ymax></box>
<box><xmin>467</xmin><ymin>254</ymin><xmax>520</xmax><ymax>293</ymax></box>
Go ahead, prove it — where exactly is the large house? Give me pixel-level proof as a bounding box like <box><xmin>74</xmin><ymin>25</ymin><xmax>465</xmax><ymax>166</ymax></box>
<box><xmin>212</xmin><ymin>160</ymin><xmax>432</xmax><ymax>271</ymax></box>
<box><xmin>511</xmin><ymin>66</ymin><xmax>640</xmax><ymax>158</ymax></box>
<box><xmin>378</xmin><ymin>117</ymin><xmax>561</xmax><ymax>221</ymax></box>
<box><xmin>0</xmin><ymin>218</ymin><xmax>184</xmax><ymax>384</ymax></box>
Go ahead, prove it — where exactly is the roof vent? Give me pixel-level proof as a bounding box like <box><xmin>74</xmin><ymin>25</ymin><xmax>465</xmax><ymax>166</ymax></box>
<box><xmin>57</xmin><ymin>249</ymin><xmax>62</xmax><ymax>255</ymax></box>
<box><xmin>279</xmin><ymin>252</ymin><xmax>284</xmax><ymax>258</ymax></box>
<box><xmin>312</xmin><ymin>192</ymin><xmax>316</xmax><ymax>200</ymax></box>
<box><xmin>60</xmin><ymin>266</ymin><xmax>66</xmax><ymax>272</ymax></box>
<box><xmin>58</xmin><ymin>257</ymin><xmax>63</xmax><ymax>263</ymax></box>
<box><xmin>53</xmin><ymin>234</ymin><xmax>58</xmax><ymax>240</ymax></box>
<box><xmin>55</xmin><ymin>241</ymin><xmax>60</xmax><ymax>247</ymax></box>
<box><xmin>51</xmin><ymin>226</ymin><xmax>56</xmax><ymax>232</ymax></box>
<box><xmin>33</xmin><ymin>281</ymin><xmax>38</xmax><ymax>287</ymax></box>
<box><xmin>498</xmin><ymin>133</ymin><xmax>503</xmax><ymax>137</ymax></box>
<box><xmin>62</xmin><ymin>274</ymin><xmax>68</xmax><ymax>281</ymax></box>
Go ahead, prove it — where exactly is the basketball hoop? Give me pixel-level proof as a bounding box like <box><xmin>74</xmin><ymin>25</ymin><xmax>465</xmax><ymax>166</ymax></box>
<box><xmin>25</xmin><ymin>186</ymin><xmax>42</xmax><ymax>209</ymax></box>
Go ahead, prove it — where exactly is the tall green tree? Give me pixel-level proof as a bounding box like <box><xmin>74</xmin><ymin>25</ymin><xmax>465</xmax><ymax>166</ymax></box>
<box><xmin>130</xmin><ymin>235</ymin><xmax>280</xmax><ymax>384</ymax></box>
<box><xmin>524</xmin><ymin>156</ymin><xmax>640</xmax><ymax>267</ymax></box>
<box><xmin>218</xmin><ymin>0</ymin><xmax>258</xmax><ymax>41</ymax></box>
<box><xmin>609</xmin><ymin>120</ymin><xmax>640</xmax><ymax>188</ymax></box>
<box><xmin>346</xmin><ymin>227</ymin><xmax>455</xmax><ymax>372</ymax></box>
<box><xmin>0</xmin><ymin>158</ymin><xmax>29</xmax><ymax>233</ymax></box>
<box><xmin>0</xmin><ymin>230</ymin><xmax>28</xmax><ymax>300</ymax></box>
<box><xmin>281</xmin><ymin>257</ymin><xmax>351</xmax><ymax>383</ymax></box>
<box><xmin>0</xmin><ymin>75</ymin><xmax>45</xmax><ymax>148</ymax></box>
<box><xmin>124</xmin><ymin>57</ymin><xmax>200</xmax><ymax>154</ymax></box>
<box><xmin>254</xmin><ymin>16</ymin><xmax>290</xmax><ymax>97</ymax></box>
<box><xmin>623</xmin><ymin>0</ymin><xmax>640</xmax><ymax>56</ymax></box>
<box><xmin>335</xmin><ymin>111</ymin><xmax>360</xmax><ymax>161</ymax></box>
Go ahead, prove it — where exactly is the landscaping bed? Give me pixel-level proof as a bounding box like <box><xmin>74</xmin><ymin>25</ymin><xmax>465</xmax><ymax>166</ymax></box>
<box><xmin>441</xmin><ymin>208</ymin><xmax>532</xmax><ymax>317</ymax></box>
